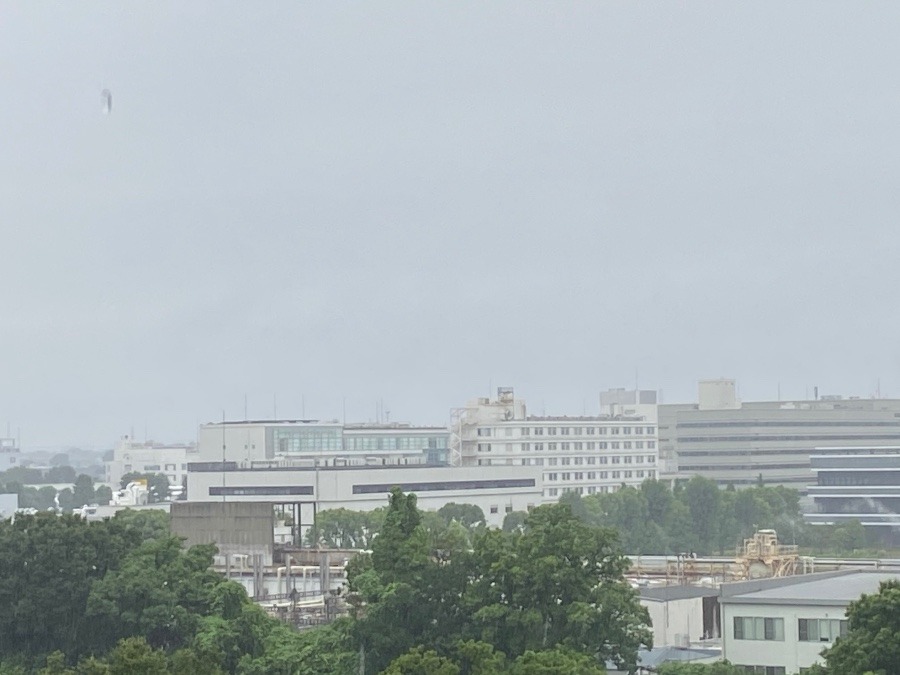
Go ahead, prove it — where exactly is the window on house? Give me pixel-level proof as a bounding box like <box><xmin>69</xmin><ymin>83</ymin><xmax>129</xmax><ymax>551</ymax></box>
<box><xmin>798</xmin><ymin>619</ymin><xmax>848</xmax><ymax>643</ymax></box>
<box><xmin>733</xmin><ymin>617</ymin><xmax>785</xmax><ymax>641</ymax></box>
<box><xmin>490</xmin><ymin>505</ymin><xmax>499</xmax><ymax>514</ymax></box>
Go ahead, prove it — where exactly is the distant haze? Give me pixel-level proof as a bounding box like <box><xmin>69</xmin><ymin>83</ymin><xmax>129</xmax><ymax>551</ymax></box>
<box><xmin>2</xmin><ymin>4</ymin><xmax>900</xmax><ymax>448</ymax></box>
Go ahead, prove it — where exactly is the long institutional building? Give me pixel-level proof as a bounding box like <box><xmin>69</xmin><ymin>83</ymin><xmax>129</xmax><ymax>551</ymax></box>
<box><xmin>659</xmin><ymin>379</ymin><xmax>900</xmax><ymax>488</ymax></box>
<box><xmin>183</xmin><ymin>388</ymin><xmax>660</xmax><ymax>524</ymax></box>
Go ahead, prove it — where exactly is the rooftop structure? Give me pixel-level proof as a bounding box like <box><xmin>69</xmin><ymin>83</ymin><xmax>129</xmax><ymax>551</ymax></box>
<box><xmin>659</xmin><ymin>379</ymin><xmax>900</xmax><ymax>488</ymax></box>
<box><xmin>197</xmin><ymin>420</ymin><xmax>449</xmax><ymax>468</ymax></box>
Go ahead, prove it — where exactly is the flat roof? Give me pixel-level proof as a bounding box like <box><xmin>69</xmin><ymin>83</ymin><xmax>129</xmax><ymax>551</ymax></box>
<box><xmin>639</xmin><ymin>585</ymin><xmax>719</xmax><ymax>601</ymax></box>
<box><xmin>722</xmin><ymin>571</ymin><xmax>900</xmax><ymax>606</ymax></box>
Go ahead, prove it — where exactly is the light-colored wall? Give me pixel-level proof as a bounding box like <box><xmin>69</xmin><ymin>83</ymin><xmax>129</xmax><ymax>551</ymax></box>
<box><xmin>0</xmin><ymin>493</ymin><xmax>18</xmax><ymax>519</ymax></box>
<box><xmin>642</xmin><ymin>596</ymin><xmax>707</xmax><ymax>647</ymax></box>
<box><xmin>721</xmin><ymin>601</ymin><xmax>846</xmax><ymax>673</ymax></box>
<box><xmin>198</xmin><ymin>424</ymin><xmax>268</xmax><ymax>463</ymax></box>
<box><xmin>186</xmin><ymin>465</ymin><xmax>542</xmax><ymax>527</ymax></box>
<box><xmin>107</xmin><ymin>444</ymin><xmax>197</xmax><ymax>487</ymax></box>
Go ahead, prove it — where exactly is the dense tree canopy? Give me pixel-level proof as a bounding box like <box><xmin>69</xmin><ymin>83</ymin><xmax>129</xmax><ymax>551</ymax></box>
<box><xmin>348</xmin><ymin>488</ymin><xmax>651</xmax><ymax>674</ymax></box>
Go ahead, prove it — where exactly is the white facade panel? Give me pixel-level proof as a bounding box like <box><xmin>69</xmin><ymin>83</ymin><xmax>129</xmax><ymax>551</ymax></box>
<box><xmin>186</xmin><ymin>464</ymin><xmax>542</xmax><ymax>527</ymax></box>
<box><xmin>721</xmin><ymin>601</ymin><xmax>845</xmax><ymax>673</ymax></box>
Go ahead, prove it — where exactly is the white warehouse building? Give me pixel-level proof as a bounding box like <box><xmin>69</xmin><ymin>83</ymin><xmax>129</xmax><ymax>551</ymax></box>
<box><xmin>451</xmin><ymin>388</ymin><xmax>659</xmax><ymax>501</ymax></box>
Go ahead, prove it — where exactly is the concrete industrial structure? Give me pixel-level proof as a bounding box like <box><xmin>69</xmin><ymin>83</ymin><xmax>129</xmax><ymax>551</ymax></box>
<box><xmin>659</xmin><ymin>379</ymin><xmax>900</xmax><ymax>488</ymax></box>
<box><xmin>186</xmin><ymin>462</ymin><xmax>542</xmax><ymax>529</ymax></box>
<box><xmin>105</xmin><ymin>436</ymin><xmax>198</xmax><ymax>488</ymax></box>
<box><xmin>804</xmin><ymin>446</ymin><xmax>900</xmax><ymax>544</ymax></box>
<box><xmin>197</xmin><ymin>420</ymin><xmax>449</xmax><ymax>467</ymax></box>
<box><xmin>720</xmin><ymin>570</ymin><xmax>900</xmax><ymax>673</ymax></box>
<box><xmin>451</xmin><ymin>388</ymin><xmax>659</xmax><ymax>501</ymax></box>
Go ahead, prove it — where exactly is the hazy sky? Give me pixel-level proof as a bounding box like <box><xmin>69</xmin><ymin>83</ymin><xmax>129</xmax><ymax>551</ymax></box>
<box><xmin>3</xmin><ymin>3</ymin><xmax>900</xmax><ymax>448</ymax></box>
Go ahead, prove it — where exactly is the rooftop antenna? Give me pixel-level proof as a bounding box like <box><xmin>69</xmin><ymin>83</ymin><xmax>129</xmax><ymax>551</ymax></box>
<box><xmin>342</xmin><ymin>396</ymin><xmax>346</xmax><ymax>425</ymax></box>
<box><xmin>221</xmin><ymin>410</ymin><xmax>226</xmax><ymax>503</ymax></box>
<box><xmin>302</xmin><ymin>394</ymin><xmax>306</xmax><ymax>419</ymax></box>
<box><xmin>244</xmin><ymin>394</ymin><xmax>248</xmax><ymax>420</ymax></box>
<box><xmin>777</xmin><ymin>382</ymin><xmax>781</xmax><ymax>401</ymax></box>
<box><xmin>273</xmin><ymin>394</ymin><xmax>277</xmax><ymax>420</ymax></box>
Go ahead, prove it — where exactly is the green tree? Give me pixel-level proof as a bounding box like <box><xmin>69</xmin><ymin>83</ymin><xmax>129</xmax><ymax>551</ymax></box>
<box><xmin>509</xmin><ymin>647</ymin><xmax>606</xmax><ymax>674</ymax></box>
<box><xmin>72</xmin><ymin>475</ymin><xmax>96</xmax><ymax>509</ymax></box>
<box><xmin>105</xmin><ymin>637</ymin><xmax>167</xmax><ymax>675</ymax></box>
<box><xmin>815</xmin><ymin>579</ymin><xmax>900</xmax><ymax>674</ymax></box>
<box><xmin>466</xmin><ymin>503</ymin><xmax>650</xmax><ymax>670</ymax></box>
<box><xmin>641</xmin><ymin>479</ymin><xmax>673</xmax><ymax>525</ymax></box>
<box><xmin>437</xmin><ymin>503</ymin><xmax>486</xmax><ymax>530</ymax></box>
<box><xmin>382</xmin><ymin>647</ymin><xmax>461</xmax><ymax>675</ymax></box>
<box><xmin>307</xmin><ymin>508</ymin><xmax>381</xmax><ymax>548</ymax></box>
<box><xmin>95</xmin><ymin>485</ymin><xmax>113</xmax><ymax>506</ymax></box>
<box><xmin>501</xmin><ymin>511</ymin><xmax>527</xmax><ymax>533</ymax></box>
<box><xmin>683</xmin><ymin>476</ymin><xmax>721</xmax><ymax>553</ymax></box>
<box><xmin>85</xmin><ymin>537</ymin><xmax>223</xmax><ymax>654</ymax></box>
<box><xmin>46</xmin><ymin>466</ymin><xmax>77</xmax><ymax>484</ymax></box>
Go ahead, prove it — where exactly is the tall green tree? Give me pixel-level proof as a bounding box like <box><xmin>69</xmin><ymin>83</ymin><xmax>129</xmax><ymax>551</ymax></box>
<box><xmin>814</xmin><ymin>579</ymin><xmax>900</xmax><ymax>674</ymax></box>
<box><xmin>466</xmin><ymin>503</ymin><xmax>650</xmax><ymax>671</ymax></box>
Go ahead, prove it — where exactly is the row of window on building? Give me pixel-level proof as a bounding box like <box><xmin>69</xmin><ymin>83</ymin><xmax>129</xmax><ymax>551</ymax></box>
<box><xmin>545</xmin><ymin>484</ymin><xmax>633</xmax><ymax>497</ymax></box>
<box><xmin>477</xmin><ymin>441</ymin><xmax>657</xmax><ymax>452</ymax></box>
<box><xmin>733</xmin><ymin>616</ymin><xmax>848</xmax><ymax>642</ymax></box>
<box><xmin>545</xmin><ymin>469</ymin><xmax>655</xmax><ymax>482</ymax></box>
<box><xmin>477</xmin><ymin>426</ymin><xmax>655</xmax><ymax>437</ymax></box>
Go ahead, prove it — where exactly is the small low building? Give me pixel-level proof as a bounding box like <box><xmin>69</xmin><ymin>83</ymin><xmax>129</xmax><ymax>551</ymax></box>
<box><xmin>720</xmin><ymin>570</ymin><xmax>900</xmax><ymax>674</ymax></box>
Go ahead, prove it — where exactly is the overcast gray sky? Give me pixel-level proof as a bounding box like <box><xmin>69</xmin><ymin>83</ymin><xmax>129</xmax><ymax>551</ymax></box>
<box><xmin>3</xmin><ymin>3</ymin><xmax>900</xmax><ymax>448</ymax></box>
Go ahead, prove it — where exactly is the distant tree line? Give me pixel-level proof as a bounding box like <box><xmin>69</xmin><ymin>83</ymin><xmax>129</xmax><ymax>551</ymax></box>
<box><xmin>0</xmin><ymin>492</ymin><xmax>652</xmax><ymax>674</ymax></box>
<box><xmin>0</xmin><ymin>467</ymin><xmax>112</xmax><ymax>513</ymax></box>
<box><xmin>311</xmin><ymin>476</ymin><xmax>876</xmax><ymax>559</ymax></box>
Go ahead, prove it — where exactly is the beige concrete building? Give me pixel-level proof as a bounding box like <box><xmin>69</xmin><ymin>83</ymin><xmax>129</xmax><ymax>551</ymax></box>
<box><xmin>659</xmin><ymin>380</ymin><xmax>900</xmax><ymax>488</ymax></box>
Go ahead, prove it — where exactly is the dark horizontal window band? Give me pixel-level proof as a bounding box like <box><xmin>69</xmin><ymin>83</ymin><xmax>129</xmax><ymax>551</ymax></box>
<box><xmin>677</xmin><ymin>421</ymin><xmax>900</xmax><ymax>429</ymax></box>
<box><xmin>676</xmin><ymin>434</ymin><xmax>900</xmax><ymax>443</ymax></box>
<box><xmin>352</xmin><ymin>478</ymin><xmax>536</xmax><ymax>495</ymax></box>
<box><xmin>680</xmin><ymin>449</ymin><xmax>816</xmax><ymax>457</ymax></box>
<box><xmin>209</xmin><ymin>486</ymin><xmax>314</xmax><ymax>496</ymax></box>
<box><xmin>679</xmin><ymin>463</ymin><xmax>810</xmax><ymax>472</ymax></box>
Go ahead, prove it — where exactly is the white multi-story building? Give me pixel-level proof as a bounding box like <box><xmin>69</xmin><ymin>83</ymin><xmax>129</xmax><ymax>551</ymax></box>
<box><xmin>451</xmin><ymin>388</ymin><xmax>659</xmax><ymax>501</ymax></box>
<box><xmin>720</xmin><ymin>570</ymin><xmax>900</xmax><ymax>673</ymax></box>
<box><xmin>105</xmin><ymin>436</ymin><xmax>198</xmax><ymax>488</ymax></box>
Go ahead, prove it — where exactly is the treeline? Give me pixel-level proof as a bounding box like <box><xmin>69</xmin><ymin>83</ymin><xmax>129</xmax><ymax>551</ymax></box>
<box><xmin>0</xmin><ymin>510</ymin><xmax>361</xmax><ymax>674</ymax></box>
<box><xmin>0</xmin><ymin>493</ymin><xmax>652</xmax><ymax>674</ymax></box>
<box><xmin>310</xmin><ymin>477</ymin><xmax>875</xmax><ymax>558</ymax></box>
<box><xmin>557</xmin><ymin>477</ymin><xmax>871</xmax><ymax>556</ymax></box>
<box><xmin>0</xmin><ymin>469</ymin><xmax>112</xmax><ymax>513</ymax></box>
